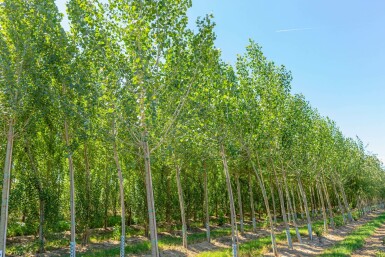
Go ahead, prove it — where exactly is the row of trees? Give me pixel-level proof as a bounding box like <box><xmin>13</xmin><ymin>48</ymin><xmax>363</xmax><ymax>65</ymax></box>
<box><xmin>1</xmin><ymin>0</ymin><xmax>384</xmax><ymax>256</ymax></box>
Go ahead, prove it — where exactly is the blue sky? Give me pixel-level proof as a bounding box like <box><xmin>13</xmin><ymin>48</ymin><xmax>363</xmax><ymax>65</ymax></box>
<box><xmin>186</xmin><ymin>0</ymin><xmax>385</xmax><ymax>162</ymax></box>
<box><xmin>55</xmin><ymin>0</ymin><xmax>385</xmax><ymax>162</ymax></box>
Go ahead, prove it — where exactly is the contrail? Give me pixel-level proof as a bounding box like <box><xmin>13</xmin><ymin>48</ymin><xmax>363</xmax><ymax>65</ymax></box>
<box><xmin>276</xmin><ymin>27</ymin><xmax>313</xmax><ymax>33</ymax></box>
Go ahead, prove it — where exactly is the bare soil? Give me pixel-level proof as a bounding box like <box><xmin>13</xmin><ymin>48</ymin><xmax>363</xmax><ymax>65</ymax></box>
<box><xmin>351</xmin><ymin>220</ymin><xmax>385</xmax><ymax>257</ymax></box>
<box><xmin>264</xmin><ymin>211</ymin><xmax>381</xmax><ymax>257</ymax></box>
<box><xmin>130</xmin><ymin>230</ymin><xmax>271</xmax><ymax>257</ymax></box>
<box><xmin>10</xmin><ymin>211</ymin><xmax>384</xmax><ymax>257</ymax></box>
<box><xmin>132</xmin><ymin>212</ymin><xmax>383</xmax><ymax>257</ymax></box>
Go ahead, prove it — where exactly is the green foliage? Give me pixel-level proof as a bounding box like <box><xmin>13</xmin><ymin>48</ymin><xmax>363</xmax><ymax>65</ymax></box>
<box><xmin>314</xmin><ymin>226</ymin><xmax>324</xmax><ymax>237</ymax></box>
<box><xmin>0</xmin><ymin>0</ymin><xmax>384</xmax><ymax>256</ymax></box>
<box><xmin>50</xmin><ymin>220</ymin><xmax>71</xmax><ymax>233</ymax></box>
<box><xmin>217</xmin><ymin>212</ymin><xmax>226</xmax><ymax>226</ymax></box>
<box><xmin>78</xmin><ymin>241</ymin><xmax>151</xmax><ymax>257</ymax></box>
<box><xmin>7</xmin><ymin>222</ymin><xmax>35</xmax><ymax>237</ymax></box>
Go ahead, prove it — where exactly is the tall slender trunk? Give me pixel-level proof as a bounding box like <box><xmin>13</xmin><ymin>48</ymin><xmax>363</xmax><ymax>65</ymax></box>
<box><xmin>113</xmin><ymin>122</ymin><xmax>126</xmax><ymax>257</ymax></box>
<box><xmin>281</xmin><ymin>167</ymin><xmax>301</xmax><ymax>243</ymax></box>
<box><xmin>332</xmin><ymin>179</ymin><xmax>346</xmax><ymax>223</ymax></box>
<box><xmin>138</xmin><ymin>79</ymin><xmax>159</xmax><ymax>256</ymax></box>
<box><xmin>321</xmin><ymin>176</ymin><xmax>335</xmax><ymax>229</ymax></box>
<box><xmin>295</xmin><ymin>186</ymin><xmax>304</xmax><ymax>219</ymax></box>
<box><xmin>235</xmin><ymin>173</ymin><xmax>244</xmax><ymax>234</ymax></box>
<box><xmin>203</xmin><ymin>161</ymin><xmax>210</xmax><ymax>242</ymax></box>
<box><xmin>338</xmin><ymin>179</ymin><xmax>353</xmax><ymax>222</ymax></box>
<box><xmin>0</xmin><ymin>121</ymin><xmax>14</xmax><ymax>257</ymax></box>
<box><xmin>269</xmin><ymin>176</ymin><xmax>278</xmax><ymax>224</ymax></box>
<box><xmin>286</xmin><ymin>192</ymin><xmax>291</xmax><ymax>224</ymax></box>
<box><xmin>220</xmin><ymin>144</ymin><xmax>238</xmax><ymax>257</ymax></box>
<box><xmin>298</xmin><ymin>176</ymin><xmax>313</xmax><ymax>240</ymax></box>
<box><xmin>316</xmin><ymin>179</ymin><xmax>328</xmax><ymax>232</ymax></box>
<box><xmin>271</xmin><ymin>163</ymin><xmax>292</xmax><ymax>249</ymax></box>
<box><xmin>310</xmin><ymin>186</ymin><xmax>315</xmax><ymax>217</ymax></box>
<box><xmin>64</xmin><ymin>120</ymin><xmax>76</xmax><ymax>257</ymax></box>
<box><xmin>248</xmin><ymin>173</ymin><xmax>257</xmax><ymax>233</ymax></box>
<box><xmin>175</xmin><ymin>165</ymin><xmax>187</xmax><ymax>248</ymax></box>
<box><xmin>143</xmin><ymin>137</ymin><xmax>159</xmax><ymax>257</ymax></box>
<box><xmin>291</xmin><ymin>188</ymin><xmax>298</xmax><ymax>220</ymax></box>
<box><xmin>248</xmin><ymin>150</ymin><xmax>278</xmax><ymax>257</ymax></box>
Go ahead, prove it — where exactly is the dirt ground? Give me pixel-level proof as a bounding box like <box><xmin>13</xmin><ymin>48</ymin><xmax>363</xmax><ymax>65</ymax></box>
<box><xmin>16</xmin><ymin>211</ymin><xmax>384</xmax><ymax>257</ymax></box>
<box><xmin>132</xmin><ymin>211</ymin><xmax>384</xmax><ymax>257</ymax></box>
<box><xmin>130</xmin><ymin>230</ymin><xmax>271</xmax><ymax>257</ymax></box>
<box><xmin>263</xmin><ymin>211</ymin><xmax>381</xmax><ymax>257</ymax></box>
<box><xmin>351</xmin><ymin>220</ymin><xmax>385</xmax><ymax>257</ymax></box>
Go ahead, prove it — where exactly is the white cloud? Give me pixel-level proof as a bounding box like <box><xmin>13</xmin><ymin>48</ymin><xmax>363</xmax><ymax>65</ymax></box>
<box><xmin>276</xmin><ymin>27</ymin><xmax>313</xmax><ymax>33</ymax></box>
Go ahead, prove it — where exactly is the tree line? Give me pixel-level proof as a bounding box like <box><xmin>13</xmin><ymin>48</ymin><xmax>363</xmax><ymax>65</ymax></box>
<box><xmin>0</xmin><ymin>0</ymin><xmax>384</xmax><ymax>256</ymax></box>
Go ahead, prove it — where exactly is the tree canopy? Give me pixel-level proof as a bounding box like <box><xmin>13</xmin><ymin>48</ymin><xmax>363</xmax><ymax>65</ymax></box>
<box><xmin>0</xmin><ymin>1</ymin><xmax>384</xmax><ymax>257</ymax></box>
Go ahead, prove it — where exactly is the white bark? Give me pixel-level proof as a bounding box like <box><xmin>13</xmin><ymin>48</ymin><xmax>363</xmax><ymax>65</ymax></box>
<box><xmin>64</xmin><ymin>120</ymin><xmax>76</xmax><ymax>257</ymax></box>
<box><xmin>0</xmin><ymin>121</ymin><xmax>14</xmax><ymax>256</ymax></box>
<box><xmin>220</xmin><ymin>144</ymin><xmax>238</xmax><ymax>257</ymax></box>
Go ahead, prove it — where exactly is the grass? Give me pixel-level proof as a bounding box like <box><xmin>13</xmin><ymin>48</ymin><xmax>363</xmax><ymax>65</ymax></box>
<box><xmin>195</xmin><ymin>211</ymin><xmax>381</xmax><ymax>257</ymax></box>
<box><xmin>78</xmin><ymin>241</ymin><xmax>151</xmax><ymax>257</ymax></box>
<box><xmin>320</xmin><ymin>212</ymin><xmax>385</xmax><ymax>257</ymax></box>
<box><xmin>196</xmin><ymin>229</ymin><xmax>293</xmax><ymax>257</ymax></box>
<box><xmin>78</xmin><ymin>227</ymin><xmax>237</xmax><ymax>256</ymax></box>
<box><xmin>60</xmin><ymin>213</ymin><xmax>350</xmax><ymax>257</ymax></box>
<box><xmin>6</xmin><ymin>210</ymin><xmax>382</xmax><ymax>256</ymax></box>
<box><xmin>78</xmin><ymin>224</ymin><xmax>264</xmax><ymax>256</ymax></box>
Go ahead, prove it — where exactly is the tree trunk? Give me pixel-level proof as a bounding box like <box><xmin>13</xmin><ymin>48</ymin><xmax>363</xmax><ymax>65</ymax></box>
<box><xmin>220</xmin><ymin>144</ymin><xmax>238</xmax><ymax>257</ymax></box>
<box><xmin>248</xmin><ymin>150</ymin><xmax>278</xmax><ymax>257</ymax></box>
<box><xmin>235</xmin><ymin>173</ymin><xmax>244</xmax><ymax>234</ymax></box>
<box><xmin>0</xmin><ymin>120</ymin><xmax>15</xmax><ymax>257</ymax></box>
<box><xmin>113</xmin><ymin>124</ymin><xmax>126</xmax><ymax>257</ymax></box>
<box><xmin>281</xmin><ymin>167</ymin><xmax>301</xmax><ymax>243</ymax></box>
<box><xmin>142</xmin><ymin>175</ymin><xmax>149</xmax><ymax>239</ymax></box>
<box><xmin>64</xmin><ymin>120</ymin><xmax>76</xmax><ymax>257</ymax></box>
<box><xmin>286</xmin><ymin>192</ymin><xmax>291</xmax><ymax>224</ymax></box>
<box><xmin>316</xmin><ymin>180</ymin><xmax>328</xmax><ymax>232</ymax></box>
<box><xmin>143</xmin><ymin>137</ymin><xmax>159</xmax><ymax>257</ymax></box>
<box><xmin>272</xmin><ymin>164</ymin><xmax>292</xmax><ymax>249</ymax></box>
<box><xmin>321</xmin><ymin>176</ymin><xmax>335</xmax><ymax>229</ymax></box>
<box><xmin>332</xmin><ymin>180</ymin><xmax>346</xmax><ymax>223</ymax></box>
<box><xmin>291</xmin><ymin>188</ymin><xmax>298</xmax><ymax>220</ymax></box>
<box><xmin>298</xmin><ymin>176</ymin><xmax>313</xmax><ymax>240</ymax></box>
<box><xmin>338</xmin><ymin>179</ymin><xmax>353</xmax><ymax>222</ymax></box>
<box><xmin>269</xmin><ymin>176</ymin><xmax>278</xmax><ymax>224</ymax></box>
<box><xmin>176</xmin><ymin>165</ymin><xmax>187</xmax><ymax>248</ymax></box>
<box><xmin>310</xmin><ymin>186</ymin><xmax>315</xmax><ymax>217</ymax></box>
<box><xmin>0</xmin><ymin>121</ymin><xmax>14</xmax><ymax>257</ymax></box>
<box><xmin>248</xmin><ymin>173</ymin><xmax>257</xmax><ymax>233</ymax></box>
<box><xmin>203</xmin><ymin>161</ymin><xmax>210</xmax><ymax>242</ymax></box>
<box><xmin>295</xmin><ymin>186</ymin><xmax>304</xmax><ymax>220</ymax></box>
